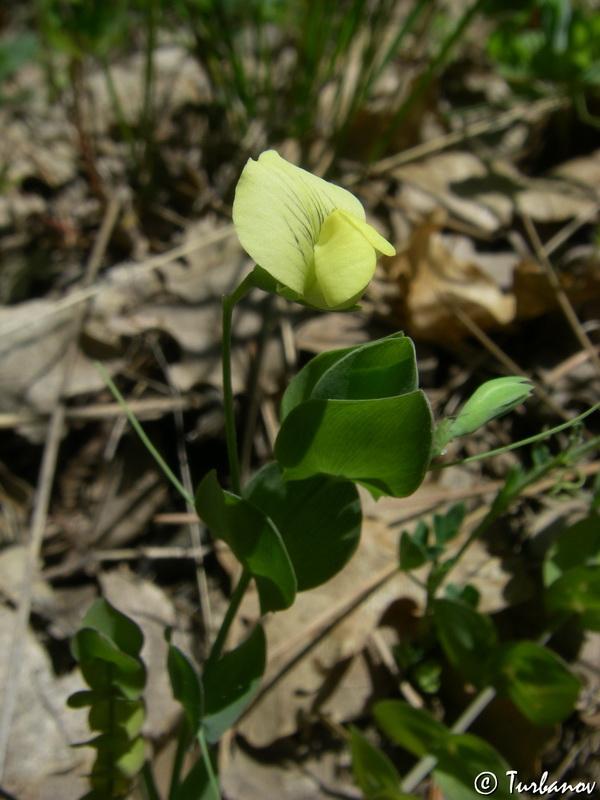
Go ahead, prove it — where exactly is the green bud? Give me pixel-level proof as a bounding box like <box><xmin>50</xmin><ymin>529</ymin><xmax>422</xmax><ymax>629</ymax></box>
<box><xmin>448</xmin><ymin>376</ymin><xmax>533</xmax><ymax>440</ymax></box>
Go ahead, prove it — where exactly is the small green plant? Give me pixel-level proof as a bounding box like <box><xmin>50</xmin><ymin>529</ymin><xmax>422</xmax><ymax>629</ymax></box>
<box><xmin>33</xmin><ymin>0</ymin><xmax>164</xmax><ymax>192</ymax></box>
<box><xmin>349</xmin><ymin>466</ymin><xmax>600</xmax><ymax>800</ymax></box>
<box><xmin>484</xmin><ymin>0</ymin><xmax>600</xmax><ymax>125</ymax></box>
<box><xmin>67</xmin><ymin>600</ymin><xmax>147</xmax><ymax>799</ymax></box>
<box><xmin>69</xmin><ymin>150</ymin><xmax>599</xmax><ymax>799</ymax></box>
<box><xmin>178</xmin><ymin>0</ymin><xmax>486</xmax><ymax>160</ymax></box>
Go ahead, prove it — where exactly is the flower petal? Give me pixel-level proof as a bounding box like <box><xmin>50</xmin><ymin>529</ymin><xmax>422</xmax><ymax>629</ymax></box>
<box><xmin>313</xmin><ymin>210</ymin><xmax>394</xmax><ymax>308</ymax></box>
<box><xmin>340</xmin><ymin>210</ymin><xmax>396</xmax><ymax>257</ymax></box>
<box><xmin>232</xmin><ymin>151</ymin><xmax>365</xmax><ymax>294</ymax></box>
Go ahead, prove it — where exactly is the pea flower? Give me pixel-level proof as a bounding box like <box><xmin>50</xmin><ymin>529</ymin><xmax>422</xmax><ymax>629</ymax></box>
<box><xmin>232</xmin><ymin>150</ymin><xmax>395</xmax><ymax>311</ymax></box>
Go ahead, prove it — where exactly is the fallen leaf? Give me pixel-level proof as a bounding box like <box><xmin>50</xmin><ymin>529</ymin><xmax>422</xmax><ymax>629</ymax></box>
<box><xmin>389</xmin><ymin>212</ymin><xmax>516</xmax><ymax>340</ymax></box>
<box><xmin>513</xmin><ymin>255</ymin><xmax>600</xmax><ymax>320</ymax></box>
<box><xmin>0</xmin><ymin>605</ymin><xmax>91</xmax><ymax>800</ymax></box>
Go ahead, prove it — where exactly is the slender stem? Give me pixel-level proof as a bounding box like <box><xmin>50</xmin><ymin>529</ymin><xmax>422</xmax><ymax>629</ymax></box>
<box><xmin>400</xmin><ymin>618</ymin><xmax>568</xmax><ymax>794</ymax></box>
<box><xmin>204</xmin><ymin>568</ymin><xmax>252</xmax><ymax>672</ymax></box>
<box><xmin>198</xmin><ymin>727</ymin><xmax>221</xmax><ymax>800</ymax></box>
<box><xmin>430</xmin><ymin>401</ymin><xmax>600</xmax><ymax>471</ymax></box>
<box><xmin>221</xmin><ymin>273</ymin><xmax>256</xmax><ymax>495</ymax></box>
<box><xmin>139</xmin><ymin>760</ymin><xmax>162</xmax><ymax>800</ymax></box>
<box><xmin>401</xmin><ymin>686</ymin><xmax>497</xmax><ymax>794</ymax></box>
<box><xmin>94</xmin><ymin>362</ymin><xmax>194</xmax><ymax>506</ymax></box>
<box><xmin>168</xmin><ymin>723</ymin><xmax>190</xmax><ymax>800</ymax></box>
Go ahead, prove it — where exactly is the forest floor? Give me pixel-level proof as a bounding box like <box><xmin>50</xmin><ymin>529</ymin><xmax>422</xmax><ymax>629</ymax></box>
<box><xmin>1</xmin><ymin>4</ymin><xmax>600</xmax><ymax>799</ymax></box>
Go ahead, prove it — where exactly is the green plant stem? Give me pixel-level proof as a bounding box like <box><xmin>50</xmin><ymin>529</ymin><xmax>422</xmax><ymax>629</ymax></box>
<box><xmin>139</xmin><ymin>0</ymin><xmax>158</xmax><ymax>184</ymax></box>
<box><xmin>430</xmin><ymin>401</ymin><xmax>600</xmax><ymax>471</ymax></box>
<box><xmin>401</xmin><ymin>685</ymin><xmax>496</xmax><ymax>794</ymax></box>
<box><xmin>94</xmin><ymin>362</ymin><xmax>194</xmax><ymax>506</ymax></box>
<box><xmin>400</xmin><ymin>618</ymin><xmax>570</xmax><ymax>794</ymax></box>
<box><xmin>205</xmin><ymin>567</ymin><xmax>252</xmax><ymax>673</ymax></box>
<box><xmin>101</xmin><ymin>55</ymin><xmax>138</xmax><ymax>166</ymax></box>
<box><xmin>198</xmin><ymin>727</ymin><xmax>221</xmax><ymax>800</ymax></box>
<box><xmin>221</xmin><ymin>273</ymin><xmax>256</xmax><ymax>495</ymax></box>
<box><xmin>370</xmin><ymin>0</ymin><xmax>486</xmax><ymax>160</ymax></box>
<box><xmin>168</xmin><ymin>724</ymin><xmax>190</xmax><ymax>800</ymax></box>
<box><xmin>139</xmin><ymin>760</ymin><xmax>162</xmax><ymax>800</ymax></box>
<box><xmin>438</xmin><ymin>435</ymin><xmax>600</xmax><ymax>594</ymax></box>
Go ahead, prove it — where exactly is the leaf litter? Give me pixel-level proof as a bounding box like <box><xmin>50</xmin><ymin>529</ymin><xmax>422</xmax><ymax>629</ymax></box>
<box><xmin>1</xmin><ymin>7</ymin><xmax>600</xmax><ymax>799</ymax></box>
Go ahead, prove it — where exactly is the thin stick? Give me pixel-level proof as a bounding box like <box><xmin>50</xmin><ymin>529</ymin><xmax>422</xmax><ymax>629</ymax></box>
<box><xmin>150</xmin><ymin>339</ymin><xmax>214</xmax><ymax>636</ymax></box>
<box><xmin>543</xmin><ymin>199</ymin><xmax>600</xmax><ymax>258</ymax></box>
<box><xmin>522</xmin><ymin>213</ymin><xmax>600</xmax><ymax>377</ymax></box>
<box><xmin>0</xmin><ymin>195</ymin><xmax>122</xmax><ymax>779</ymax></box>
<box><xmin>0</xmin><ymin>394</ymin><xmax>206</xmax><ymax>429</ymax></box>
<box><xmin>364</xmin><ymin>97</ymin><xmax>566</xmax><ymax>177</ymax></box>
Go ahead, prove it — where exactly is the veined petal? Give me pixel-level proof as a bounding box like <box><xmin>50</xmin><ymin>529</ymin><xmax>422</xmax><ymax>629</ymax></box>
<box><xmin>232</xmin><ymin>151</ymin><xmax>365</xmax><ymax>294</ymax></box>
<box><xmin>313</xmin><ymin>210</ymin><xmax>393</xmax><ymax>308</ymax></box>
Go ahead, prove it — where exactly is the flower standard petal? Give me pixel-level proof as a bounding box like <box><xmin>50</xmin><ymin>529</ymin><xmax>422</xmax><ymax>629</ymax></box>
<box><xmin>232</xmin><ymin>151</ymin><xmax>365</xmax><ymax>295</ymax></box>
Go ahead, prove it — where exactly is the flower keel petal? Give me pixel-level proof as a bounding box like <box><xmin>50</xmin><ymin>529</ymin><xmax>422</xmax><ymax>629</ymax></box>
<box><xmin>313</xmin><ymin>210</ymin><xmax>391</xmax><ymax>308</ymax></box>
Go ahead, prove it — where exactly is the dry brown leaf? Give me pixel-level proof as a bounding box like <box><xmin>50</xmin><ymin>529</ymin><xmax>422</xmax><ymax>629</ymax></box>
<box><xmin>394</xmin><ymin>152</ymin><xmax>522</xmax><ymax>233</ymax></box>
<box><xmin>0</xmin><ymin>605</ymin><xmax>91</xmax><ymax>800</ymax></box>
<box><xmin>550</xmin><ymin>148</ymin><xmax>600</xmax><ymax>198</ymax></box>
<box><xmin>393</xmin><ymin>150</ymin><xmax>600</xmax><ymax>231</ymax></box>
<box><xmin>236</xmin><ymin>517</ymin><xmax>424</xmax><ymax>747</ymax></box>
<box><xmin>293</xmin><ymin>310</ymin><xmax>370</xmax><ymax>355</ymax></box>
<box><xmin>513</xmin><ymin>255</ymin><xmax>600</xmax><ymax>321</ymax></box>
<box><xmin>222</xmin><ymin>744</ymin><xmax>354</xmax><ymax>800</ymax></box>
<box><xmin>389</xmin><ymin>212</ymin><xmax>516</xmax><ymax>340</ymax></box>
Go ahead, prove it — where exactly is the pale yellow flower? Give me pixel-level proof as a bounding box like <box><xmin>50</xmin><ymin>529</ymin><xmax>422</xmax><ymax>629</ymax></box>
<box><xmin>233</xmin><ymin>150</ymin><xmax>395</xmax><ymax>311</ymax></box>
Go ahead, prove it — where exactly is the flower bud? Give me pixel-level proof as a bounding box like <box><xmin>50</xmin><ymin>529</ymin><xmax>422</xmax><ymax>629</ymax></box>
<box><xmin>447</xmin><ymin>376</ymin><xmax>533</xmax><ymax>440</ymax></box>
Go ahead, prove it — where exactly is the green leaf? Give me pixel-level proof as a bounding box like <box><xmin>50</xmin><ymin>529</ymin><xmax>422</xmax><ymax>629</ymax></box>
<box><xmin>66</xmin><ymin>690</ymin><xmax>98</xmax><ymax>709</ymax></box>
<box><xmin>349</xmin><ymin>726</ymin><xmax>401</xmax><ymax>797</ymax></box>
<box><xmin>281</xmin><ymin>345</ymin><xmax>364</xmax><ymax>419</ymax></box>
<box><xmin>88</xmin><ymin>733</ymin><xmax>146</xmax><ymax>781</ymax></box>
<box><xmin>444</xmin><ymin>583</ymin><xmax>480</xmax><ymax>608</ymax></box>
<box><xmin>433</xmin><ymin>503</ymin><xmax>466</xmax><ymax>545</ymax></box>
<box><xmin>312</xmin><ymin>334</ymin><xmax>418</xmax><ymax>401</ymax></box>
<box><xmin>432</xmin><ymin>599</ymin><xmax>498</xmax><ymax>687</ymax></box>
<box><xmin>88</xmin><ymin>699</ymin><xmax>145</xmax><ymax>738</ymax></box>
<box><xmin>72</xmin><ymin>628</ymin><xmax>142</xmax><ymax>673</ymax></box>
<box><xmin>244</xmin><ymin>463</ymin><xmax>361</xmax><ymax>590</ymax></box>
<box><xmin>195</xmin><ymin>470</ymin><xmax>297</xmax><ymax>613</ymax></box>
<box><xmin>543</xmin><ymin>514</ymin><xmax>600</xmax><ymax>586</ymax></box>
<box><xmin>374</xmin><ymin>701</ymin><xmax>447</xmax><ymax>758</ymax></box>
<box><xmin>399</xmin><ymin>530</ymin><xmax>430</xmax><ymax>571</ymax></box>
<box><xmin>167</xmin><ymin>643</ymin><xmax>204</xmax><ymax>736</ymax></box>
<box><xmin>433</xmin><ymin>733</ymin><xmax>516</xmax><ymax>800</ymax></box>
<box><xmin>202</xmin><ymin>624</ymin><xmax>266</xmax><ymax>744</ymax></box>
<box><xmin>80</xmin><ymin>598</ymin><xmax>144</xmax><ymax>657</ymax></box>
<box><xmin>545</xmin><ymin>566</ymin><xmax>600</xmax><ymax>631</ymax></box>
<box><xmin>77</xmin><ymin>658</ymin><xmax>143</xmax><ymax>701</ymax></box>
<box><xmin>492</xmin><ymin>641</ymin><xmax>580</xmax><ymax>725</ymax></box>
<box><xmin>281</xmin><ymin>333</ymin><xmax>417</xmax><ymax>418</ymax></box>
<box><xmin>72</xmin><ymin>628</ymin><xmax>146</xmax><ymax>699</ymax></box>
<box><xmin>276</xmin><ymin>392</ymin><xmax>433</xmax><ymax>498</ymax></box>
